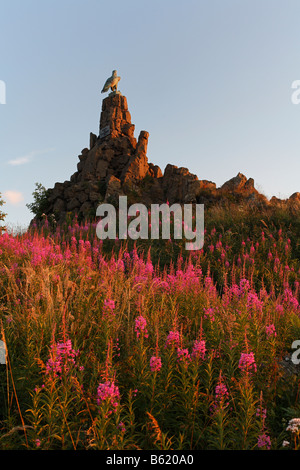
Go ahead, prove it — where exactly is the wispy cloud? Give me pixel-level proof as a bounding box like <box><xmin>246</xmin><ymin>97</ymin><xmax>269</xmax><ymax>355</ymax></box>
<box><xmin>8</xmin><ymin>155</ymin><xmax>32</xmax><ymax>166</ymax></box>
<box><xmin>7</xmin><ymin>147</ymin><xmax>55</xmax><ymax>166</ymax></box>
<box><xmin>3</xmin><ymin>190</ymin><xmax>24</xmax><ymax>205</ymax></box>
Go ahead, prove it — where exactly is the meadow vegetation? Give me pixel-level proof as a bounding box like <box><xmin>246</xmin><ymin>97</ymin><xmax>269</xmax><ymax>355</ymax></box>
<box><xmin>0</xmin><ymin>201</ymin><xmax>300</xmax><ymax>450</ymax></box>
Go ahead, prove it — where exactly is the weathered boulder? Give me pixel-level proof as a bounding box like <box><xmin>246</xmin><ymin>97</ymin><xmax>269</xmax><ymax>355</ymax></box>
<box><xmin>162</xmin><ymin>164</ymin><xmax>199</xmax><ymax>204</ymax></box>
<box><xmin>289</xmin><ymin>192</ymin><xmax>300</xmax><ymax>203</ymax></box>
<box><xmin>53</xmin><ymin>198</ymin><xmax>66</xmax><ymax>213</ymax></box>
<box><xmin>104</xmin><ymin>175</ymin><xmax>124</xmax><ymax>203</ymax></box>
<box><xmin>67</xmin><ymin>197</ymin><xmax>80</xmax><ymax>212</ymax></box>
<box><xmin>184</xmin><ymin>179</ymin><xmax>217</xmax><ymax>203</ymax></box>
<box><xmin>122</xmin><ymin>131</ymin><xmax>150</xmax><ymax>184</ymax></box>
<box><xmin>148</xmin><ymin>163</ymin><xmax>163</xmax><ymax>179</ymax></box>
<box><xmin>220</xmin><ymin>172</ymin><xmax>249</xmax><ymax>192</ymax></box>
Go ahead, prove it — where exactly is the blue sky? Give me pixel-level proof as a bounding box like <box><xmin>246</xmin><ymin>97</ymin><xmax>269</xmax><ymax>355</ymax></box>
<box><xmin>1</xmin><ymin>0</ymin><xmax>300</xmax><ymax>229</ymax></box>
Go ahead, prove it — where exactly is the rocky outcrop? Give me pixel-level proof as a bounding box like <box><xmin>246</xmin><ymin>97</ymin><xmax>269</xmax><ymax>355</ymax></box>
<box><xmin>39</xmin><ymin>93</ymin><xmax>271</xmax><ymax>224</ymax></box>
<box><xmin>220</xmin><ymin>173</ymin><xmax>252</xmax><ymax>193</ymax></box>
<box><xmin>288</xmin><ymin>192</ymin><xmax>300</xmax><ymax>204</ymax></box>
<box><xmin>122</xmin><ymin>130</ymin><xmax>150</xmax><ymax>186</ymax></box>
<box><xmin>44</xmin><ymin>93</ymin><xmax>159</xmax><ymax>221</ymax></box>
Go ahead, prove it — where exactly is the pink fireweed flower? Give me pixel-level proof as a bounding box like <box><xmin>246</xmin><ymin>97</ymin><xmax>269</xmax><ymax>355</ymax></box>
<box><xmin>246</xmin><ymin>292</ymin><xmax>263</xmax><ymax>312</ymax></box>
<box><xmin>135</xmin><ymin>315</ymin><xmax>148</xmax><ymax>338</ymax></box>
<box><xmin>239</xmin><ymin>278</ymin><xmax>251</xmax><ymax>294</ymax></box>
<box><xmin>283</xmin><ymin>288</ymin><xmax>299</xmax><ymax>310</ymax></box>
<box><xmin>216</xmin><ymin>240</ymin><xmax>222</xmax><ymax>250</ymax></box>
<box><xmin>114</xmin><ymin>338</ymin><xmax>121</xmax><ymax>357</ymax></box>
<box><xmin>45</xmin><ymin>339</ymin><xmax>80</xmax><ymax>377</ymax></box>
<box><xmin>265</xmin><ymin>324</ymin><xmax>277</xmax><ymax>337</ymax></box>
<box><xmin>275</xmin><ymin>304</ymin><xmax>284</xmax><ymax>315</ymax></box>
<box><xmin>191</xmin><ymin>339</ymin><xmax>206</xmax><ymax>360</ymax></box>
<box><xmin>177</xmin><ymin>347</ymin><xmax>191</xmax><ymax>363</ymax></box>
<box><xmin>204</xmin><ymin>276</ymin><xmax>217</xmax><ymax>297</ymax></box>
<box><xmin>215</xmin><ymin>381</ymin><xmax>229</xmax><ymax>403</ymax></box>
<box><xmin>97</xmin><ymin>380</ymin><xmax>120</xmax><ymax>413</ymax></box>
<box><xmin>238</xmin><ymin>352</ymin><xmax>257</xmax><ymax>373</ymax></box>
<box><xmin>256</xmin><ymin>406</ymin><xmax>267</xmax><ymax>419</ymax></box>
<box><xmin>118</xmin><ymin>421</ymin><xmax>126</xmax><ymax>433</ymax></box>
<box><xmin>145</xmin><ymin>261</ymin><xmax>154</xmax><ymax>275</ymax></box>
<box><xmin>257</xmin><ymin>433</ymin><xmax>271</xmax><ymax>450</ymax></box>
<box><xmin>150</xmin><ymin>355</ymin><xmax>162</xmax><ymax>372</ymax></box>
<box><xmin>103</xmin><ymin>299</ymin><xmax>116</xmax><ymax>317</ymax></box>
<box><xmin>165</xmin><ymin>330</ymin><xmax>181</xmax><ymax>348</ymax></box>
<box><xmin>204</xmin><ymin>307</ymin><xmax>215</xmax><ymax>322</ymax></box>
<box><xmin>210</xmin><ymin>374</ymin><xmax>229</xmax><ymax>413</ymax></box>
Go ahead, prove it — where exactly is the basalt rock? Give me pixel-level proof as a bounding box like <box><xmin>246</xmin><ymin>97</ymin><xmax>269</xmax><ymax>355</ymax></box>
<box><xmin>289</xmin><ymin>192</ymin><xmax>300</xmax><ymax>204</ymax></box>
<box><xmin>220</xmin><ymin>172</ymin><xmax>256</xmax><ymax>194</ymax></box>
<box><xmin>44</xmin><ymin>93</ymin><xmax>157</xmax><ymax>222</ymax></box>
<box><xmin>38</xmin><ymin>94</ymin><xmax>269</xmax><ymax>224</ymax></box>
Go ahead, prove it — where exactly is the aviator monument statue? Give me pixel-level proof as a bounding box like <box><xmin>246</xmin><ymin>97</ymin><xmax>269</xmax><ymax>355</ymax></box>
<box><xmin>101</xmin><ymin>70</ymin><xmax>121</xmax><ymax>95</ymax></box>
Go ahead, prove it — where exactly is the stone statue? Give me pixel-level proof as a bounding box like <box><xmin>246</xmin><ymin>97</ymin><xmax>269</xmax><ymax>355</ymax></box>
<box><xmin>101</xmin><ymin>70</ymin><xmax>121</xmax><ymax>95</ymax></box>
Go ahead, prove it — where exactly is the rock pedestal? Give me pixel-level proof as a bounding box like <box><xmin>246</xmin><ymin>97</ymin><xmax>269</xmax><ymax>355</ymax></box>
<box><xmin>99</xmin><ymin>94</ymin><xmax>135</xmax><ymax>140</ymax></box>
